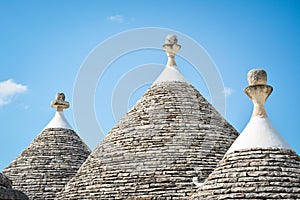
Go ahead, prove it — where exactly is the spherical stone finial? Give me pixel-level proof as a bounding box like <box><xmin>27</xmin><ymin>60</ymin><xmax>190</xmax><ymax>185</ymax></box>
<box><xmin>247</xmin><ymin>69</ymin><xmax>267</xmax><ymax>86</ymax></box>
<box><xmin>163</xmin><ymin>34</ymin><xmax>181</xmax><ymax>66</ymax></box>
<box><xmin>56</xmin><ymin>93</ymin><xmax>65</xmax><ymax>101</ymax></box>
<box><xmin>51</xmin><ymin>92</ymin><xmax>70</xmax><ymax>111</ymax></box>
<box><xmin>244</xmin><ymin>69</ymin><xmax>272</xmax><ymax>118</ymax></box>
<box><xmin>165</xmin><ymin>34</ymin><xmax>178</xmax><ymax>45</ymax></box>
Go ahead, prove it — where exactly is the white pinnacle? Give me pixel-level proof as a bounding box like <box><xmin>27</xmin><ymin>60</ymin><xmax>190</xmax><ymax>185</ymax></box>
<box><xmin>154</xmin><ymin>35</ymin><xmax>188</xmax><ymax>84</ymax></box>
<box><xmin>226</xmin><ymin>69</ymin><xmax>292</xmax><ymax>154</ymax></box>
<box><xmin>44</xmin><ymin>93</ymin><xmax>72</xmax><ymax>130</ymax></box>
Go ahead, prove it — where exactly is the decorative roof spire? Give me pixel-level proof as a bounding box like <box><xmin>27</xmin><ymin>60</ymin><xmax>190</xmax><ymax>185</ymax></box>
<box><xmin>51</xmin><ymin>93</ymin><xmax>70</xmax><ymax>111</ymax></box>
<box><xmin>44</xmin><ymin>92</ymin><xmax>72</xmax><ymax>130</ymax></box>
<box><xmin>244</xmin><ymin>69</ymin><xmax>273</xmax><ymax>118</ymax></box>
<box><xmin>162</xmin><ymin>34</ymin><xmax>181</xmax><ymax>66</ymax></box>
<box><xmin>226</xmin><ymin>69</ymin><xmax>292</xmax><ymax>154</ymax></box>
<box><xmin>154</xmin><ymin>35</ymin><xmax>187</xmax><ymax>83</ymax></box>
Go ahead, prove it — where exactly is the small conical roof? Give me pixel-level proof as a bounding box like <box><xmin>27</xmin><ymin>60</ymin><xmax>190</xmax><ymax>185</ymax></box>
<box><xmin>3</xmin><ymin>93</ymin><xmax>91</xmax><ymax>199</ymax></box>
<box><xmin>191</xmin><ymin>69</ymin><xmax>300</xmax><ymax>199</ymax></box>
<box><xmin>57</xmin><ymin>35</ymin><xmax>238</xmax><ymax>199</ymax></box>
<box><xmin>0</xmin><ymin>172</ymin><xmax>29</xmax><ymax>200</ymax></box>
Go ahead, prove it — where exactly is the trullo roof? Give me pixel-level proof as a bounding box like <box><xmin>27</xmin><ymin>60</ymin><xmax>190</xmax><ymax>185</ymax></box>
<box><xmin>2</xmin><ymin>93</ymin><xmax>91</xmax><ymax>200</ymax></box>
<box><xmin>191</xmin><ymin>69</ymin><xmax>300</xmax><ymax>199</ymax></box>
<box><xmin>56</xmin><ymin>35</ymin><xmax>239</xmax><ymax>199</ymax></box>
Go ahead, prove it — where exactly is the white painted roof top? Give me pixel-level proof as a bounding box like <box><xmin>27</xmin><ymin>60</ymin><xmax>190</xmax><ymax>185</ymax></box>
<box><xmin>44</xmin><ymin>111</ymin><xmax>73</xmax><ymax>130</ymax></box>
<box><xmin>154</xmin><ymin>35</ymin><xmax>188</xmax><ymax>84</ymax></box>
<box><xmin>154</xmin><ymin>65</ymin><xmax>188</xmax><ymax>84</ymax></box>
<box><xmin>226</xmin><ymin>69</ymin><xmax>293</xmax><ymax>154</ymax></box>
<box><xmin>226</xmin><ymin>115</ymin><xmax>292</xmax><ymax>154</ymax></box>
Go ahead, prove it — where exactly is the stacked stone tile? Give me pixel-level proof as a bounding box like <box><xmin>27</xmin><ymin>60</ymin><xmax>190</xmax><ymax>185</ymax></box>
<box><xmin>191</xmin><ymin>148</ymin><xmax>300</xmax><ymax>199</ymax></box>
<box><xmin>0</xmin><ymin>172</ymin><xmax>29</xmax><ymax>200</ymax></box>
<box><xmin>56</xmin><ymin>35</ymin><xmax>239</xmax><ymax>199</ymax></box>
<box><xmin>3</xmin><ymin>93</ymin><xmax>91</xmax><ymax>200</ymax></box>
<box><xmin>191</xmin><ymin>69</ymin><xmax>300</xmax><ymax>199</ymax></box>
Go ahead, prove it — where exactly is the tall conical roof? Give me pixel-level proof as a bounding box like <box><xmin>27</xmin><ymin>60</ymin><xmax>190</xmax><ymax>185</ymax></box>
<box><xmin>57</xmin><ymin>35</ymin><xmax>238</xmax><ymax>199</ymax></box>
<box><xmin>191</xmin><ymin>69</ymin><xmax>300</xmax><ymax>199</ymax></box>
<box><xmin>0</xmin><ymin>172</ymin><xmax>29</xmax><ymax>200</ymax></box>
<box><xmin>3</xmin><ymin>93</ymin><xmax>91</xmax><ymax>200</ymax></box>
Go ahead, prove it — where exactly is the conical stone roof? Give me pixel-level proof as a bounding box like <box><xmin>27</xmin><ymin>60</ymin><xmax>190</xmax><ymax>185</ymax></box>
<box><xmin>56</xmin><ymin>35</ymin><xmax>239</xmax><ymax>199</ymax></box>
<box><xmin>0</xmin><ymin>172</ymin><xmax>29</xmax><ymax>200</ymax></box>
<box><xmin>191</xmin><ymin>69</ymin><xmax>300</xmax><ymax>199</ymax></box>
<box><xmin>2</xmin><ymin>93</ymin><xmax>91</xmax><ymax>200</ymax></box>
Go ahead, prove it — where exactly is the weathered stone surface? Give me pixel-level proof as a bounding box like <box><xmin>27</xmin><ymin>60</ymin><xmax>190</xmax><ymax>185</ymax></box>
<box><xmin>0</xmin><ymin>172</ymin><xmax>29</xmax><ymax>200</ymax></box>
<box><xmin>191</xmin><ymin>148</ymin><xmax>300</xmax><ymax>199</ymax></box>
<box><xmin>247</xmin><ymin>69</ymin><xmax>267</xmax><ymax>86</ymax></box>
<box><xmin>3</xmin><ymin>128</ymin><xmax>91</xmax><ymax>200</ymax></box>
<box><xmin>0</xmin><ymin>187</ymin><xmax>29</xmax><ymax>200</ymax></box>
<box><xmin>0</xmin><ymin>172</ymin><xmax>12</xmax><ymax>189</ymax></box>
<box><xmin>57</xmin><ymin>81</ymin><xmax>238</xmax><ymax>199</ymax></box>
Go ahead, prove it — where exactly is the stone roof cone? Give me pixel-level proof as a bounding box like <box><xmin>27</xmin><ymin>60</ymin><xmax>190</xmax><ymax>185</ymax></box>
<box><xmin>191</xmin><ymin>69</ymin><xmax>300</xmax><ymax>199</ymax></box>
<box><xmin>2</xmin><ymin>93</ymin><xmax>91</xmax><ymax>200</ymax></box>
<box><xmin>57</xmin><ymin>35</ymin><xmax>239</xmax><ymax>199</ymax></box>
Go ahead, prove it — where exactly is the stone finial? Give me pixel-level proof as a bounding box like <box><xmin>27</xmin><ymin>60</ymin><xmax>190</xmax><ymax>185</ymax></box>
<box><xmin>162</xmin><ymin>34</ymin><xmax>181</xmax><ymax>66</ymax></box>
<box><xmin>51</xmin><ymin>93</ymin><xmax>70</xmax><ymax>111</ymax></box>
<box><xmin>165</xmin><ymin>34</ymin><xmax>178</xmax><ymax>45</ymax></box>
<box><xmin>244</xmin><ymin>69</ymin><xmax>273</xmax><ymax>118</ymax></box>
<box><xmin>247</xmin><ymin>69</ymin><xmax>267</xmax><ymax>85</ymax></box>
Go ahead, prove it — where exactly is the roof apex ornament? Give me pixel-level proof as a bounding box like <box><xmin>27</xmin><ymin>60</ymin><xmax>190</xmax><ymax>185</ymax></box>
<box><xmin>244</xmin><ymin>69</ymin><xmax>272</xmax><ymax>118</ymax></box>
<box><xmin>226</xmin><ymin>68</ymin><xmax>292</xmax><ymax>154</ymax></box>
<box><xmin>162</xmin><ymin>34</ymin><xmax>181</xmax><ymax>66</ymax></box>
<box><xmin>51</xmin><ymin>93</ymin><xmax>69</xmax><ymax>111</ymax></box>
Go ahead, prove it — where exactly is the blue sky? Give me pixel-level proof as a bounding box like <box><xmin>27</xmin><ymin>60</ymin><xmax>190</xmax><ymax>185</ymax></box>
<box><xmin>1</xmin><ymin>0</ymin><xmax>299</xmax><ymax>171</ymax></box>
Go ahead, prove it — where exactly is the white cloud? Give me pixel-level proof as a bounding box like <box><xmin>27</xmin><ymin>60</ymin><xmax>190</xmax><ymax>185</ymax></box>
<box><xmin>0</xmin><ymin>79</ymin><xmax>28</xmax><ymax>107</ymax></box>
<box><xmin>223</xmin><ymin>87</ymin><xmax>233</xmax><ymax>97</ymax></box>
<box><xmin>107</xmin><ymin>15</ymin><xmax>124</xmax><ymax>23</ymax></box>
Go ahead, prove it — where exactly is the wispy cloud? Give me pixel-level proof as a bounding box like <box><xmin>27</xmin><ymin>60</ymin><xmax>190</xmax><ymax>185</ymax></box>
<box><xmin>107</xmin><ymin>15</ymin><xmax>124</xmax><ymax>23</ymax></box>
<box><xmin>223</xmin><ymin>87</ymin><xmax>233</xmax><ymax>97</ymax></box>
<box><xmin>0</xmin><ymin>79</ymin><xmax>28</xmax><ymax>107</ymax></box>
